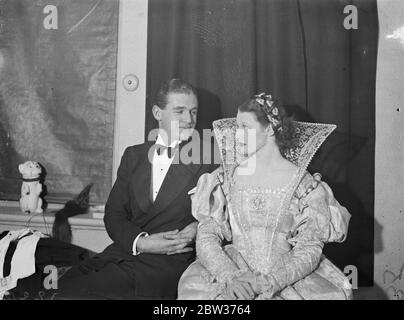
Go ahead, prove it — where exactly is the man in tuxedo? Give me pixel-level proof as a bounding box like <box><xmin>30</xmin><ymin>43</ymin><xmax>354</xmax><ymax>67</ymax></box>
<box><xmin>57</xmin><ymin>79</ymin><xmax>219</xmax><ymax>299</ymax></box>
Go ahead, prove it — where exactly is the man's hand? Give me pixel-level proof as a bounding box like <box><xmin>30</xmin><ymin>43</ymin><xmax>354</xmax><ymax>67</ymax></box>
<box><xmin>163</xmin><ymin>222</ymin><xmax>198</xmax><ymax>242</ymax></box>
<box><xmin>136</xmin><ymin>230</ymin><xmax>194</xmax><ymax>255</ymax></box>
<box><xmin>160</xmin><ymin>222</ymin><xmax>198</xmax><ymax>255</ymax></box>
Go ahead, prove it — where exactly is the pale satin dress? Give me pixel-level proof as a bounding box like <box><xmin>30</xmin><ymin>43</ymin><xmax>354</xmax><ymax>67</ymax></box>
<box><xmin>177</xmin><ymin>118</ymin><xmax>353</xmax><ymax>300</ymax></box>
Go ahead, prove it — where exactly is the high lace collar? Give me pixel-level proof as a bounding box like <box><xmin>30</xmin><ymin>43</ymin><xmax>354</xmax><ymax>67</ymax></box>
<box><xmin>212</xmin><ymin>118</ymin><xmax>336</xmax><ymax>173</ymax></box>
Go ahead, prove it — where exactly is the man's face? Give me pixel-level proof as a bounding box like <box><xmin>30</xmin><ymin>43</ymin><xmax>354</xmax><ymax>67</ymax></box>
<box><xmin>154</xmin><ymin>92</ymin><xmax>198</xmax><ymax>142</ymax></box>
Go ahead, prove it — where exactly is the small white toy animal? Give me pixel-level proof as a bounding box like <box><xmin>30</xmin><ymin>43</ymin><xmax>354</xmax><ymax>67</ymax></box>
<box><xmin>18</xmin><ymin>161</ymin><xmax>43</xmax><ymax>214</ymax></box>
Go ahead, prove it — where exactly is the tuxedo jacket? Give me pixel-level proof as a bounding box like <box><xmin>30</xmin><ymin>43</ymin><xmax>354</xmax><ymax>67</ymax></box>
<box><xmin>101</xmin><ymin>138</ymin><xmax>219</xmax><ymax>299</ymax></box>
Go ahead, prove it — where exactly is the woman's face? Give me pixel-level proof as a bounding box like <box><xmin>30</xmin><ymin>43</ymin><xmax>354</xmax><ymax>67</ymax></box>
<box><xmin>235</xmin><ymin>111</ymin><xmax>268</xmax><ymax>156</ymax></box>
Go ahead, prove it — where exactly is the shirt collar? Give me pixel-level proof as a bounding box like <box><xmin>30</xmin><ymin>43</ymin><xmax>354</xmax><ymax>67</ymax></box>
<box><xmin>155</xmin><ymin>134</ymin><xmax>180</xmax><ymax>148</ymax></box>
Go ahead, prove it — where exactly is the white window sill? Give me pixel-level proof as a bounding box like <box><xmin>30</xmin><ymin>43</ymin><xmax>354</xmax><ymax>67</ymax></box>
<box><xmin>0</xmin><ymin>201</ymin><xmax>105</xmax><ymax>231</ymax></box>
<box><xmin>0</xmin><ymin>201</ymin><xmax>112</xmax><ymax>253</ymax></box>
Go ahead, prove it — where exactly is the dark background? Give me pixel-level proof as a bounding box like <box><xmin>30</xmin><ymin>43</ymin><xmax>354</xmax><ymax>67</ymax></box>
<box><xmin>145</xmin><ymin>0</ymin><xmax>378</xmax><ymax>286</ymax></box>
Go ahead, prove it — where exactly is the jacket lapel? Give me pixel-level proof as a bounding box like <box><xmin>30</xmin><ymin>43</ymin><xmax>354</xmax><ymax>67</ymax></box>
<box><xmin>132</xmin><ymin>142</ymin><xmax>154</xmax><ymax>213</ymax></box>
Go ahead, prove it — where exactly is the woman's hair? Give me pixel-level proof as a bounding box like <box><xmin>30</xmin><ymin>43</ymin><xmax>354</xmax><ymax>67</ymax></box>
<box><xmin>238</xmin><ymin>96</ymin><xmax>295</xmax><ymax>156</ymax></box>
<box><xmin>154</xmin><ymin>78</ymin><xmax>197</xmax><ymax>109</ymax></box>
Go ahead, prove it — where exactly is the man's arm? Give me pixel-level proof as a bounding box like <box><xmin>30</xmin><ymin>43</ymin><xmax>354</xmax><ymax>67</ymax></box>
<box><xmin>104</xmin><ymin>147</ymin><xmax>143</xmax><ymax>254</ymax></box>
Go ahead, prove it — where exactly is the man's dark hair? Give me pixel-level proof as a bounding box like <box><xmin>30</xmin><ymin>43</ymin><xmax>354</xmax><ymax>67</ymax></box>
<box><xmin>154</xmin><ymin>78</ymin><xmax>197</xmax><ymax>109</ymax></box>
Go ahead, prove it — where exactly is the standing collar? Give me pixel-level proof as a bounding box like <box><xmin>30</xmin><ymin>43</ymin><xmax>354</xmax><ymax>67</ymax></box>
<box><xmin>155</xmin><ymin>133</ymin><xmax>180</xmax><ymax>148</ymax></box>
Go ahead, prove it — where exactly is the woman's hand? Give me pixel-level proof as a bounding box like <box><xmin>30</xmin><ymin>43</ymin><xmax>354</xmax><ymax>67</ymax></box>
<box><xmin>224</xmin><ymin>278</ymin><xmax>256</xmax><ymax>300</ymax></box>
<box><xmin>235</xmin><ymin>271</ymin><xmax>262</xmax><ymax>295</ymax></box>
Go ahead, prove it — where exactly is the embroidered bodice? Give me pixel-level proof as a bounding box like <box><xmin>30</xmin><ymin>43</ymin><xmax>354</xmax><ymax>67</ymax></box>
<box><xmin>229</xmin><ymin>182</ymin><xmax>291</xmax><ymax>275</ymax></box>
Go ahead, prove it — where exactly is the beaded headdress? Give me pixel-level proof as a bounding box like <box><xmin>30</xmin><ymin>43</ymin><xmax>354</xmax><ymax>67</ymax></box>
<box><xmin>252</xmin><ymin>92</ymin><xmax>282</xmax><ymax>132</ymax></box>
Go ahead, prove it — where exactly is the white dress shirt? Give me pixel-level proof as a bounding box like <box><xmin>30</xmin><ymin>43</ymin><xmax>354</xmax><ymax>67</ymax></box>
<box><xmin>132</xmin><ymin>135</ymin><xmax>180</xmax><ymax>255</ymax></box>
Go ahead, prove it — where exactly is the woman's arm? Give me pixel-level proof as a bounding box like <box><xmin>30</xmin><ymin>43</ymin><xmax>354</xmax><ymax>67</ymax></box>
<box><xmin>196</xmin><ymin>218</ymin><xmax>242</xmax><ymax>284</ymax></box>
<box><xmin>193</xmin><ymin>170</ymin><xmax>243</xmax><ymax>284</ymax></box>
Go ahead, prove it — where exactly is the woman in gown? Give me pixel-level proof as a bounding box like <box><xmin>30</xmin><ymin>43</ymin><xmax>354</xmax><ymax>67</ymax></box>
<box><xmin>178</xmin><ymin>93</ymin><xmax>352</xmax><ymax>300</ymax></box>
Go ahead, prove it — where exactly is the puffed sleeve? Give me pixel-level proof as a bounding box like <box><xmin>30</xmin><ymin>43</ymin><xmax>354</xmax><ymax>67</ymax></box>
<box><xmin>192</xmin><ymin>167</ymin><xmax>244</xmax><ymax>284</ymax></box>
<box><xmin>257</xmin><ymin>173</ymin><xmax>351</xmax><ymax>298</ymax></box>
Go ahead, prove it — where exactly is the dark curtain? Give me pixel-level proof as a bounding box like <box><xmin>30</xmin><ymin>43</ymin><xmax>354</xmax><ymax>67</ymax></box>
<box><xmin>0</xmin><ymin>0</ymin><xmax>119</xmax><ymax>204</ymax></box>
<box><xmin>146</xmin><ymin>0</ymin><xmax>378</xmax><ymax>286</ymax></box>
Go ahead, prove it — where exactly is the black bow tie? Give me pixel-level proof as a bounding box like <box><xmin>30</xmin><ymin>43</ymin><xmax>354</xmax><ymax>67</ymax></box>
<box><xmin>155</xmin><ymin>138</ymin><xmax>192</xmax><ymax>158</ymax></box>
<box><xmin>156</xmin><ymin>144</ymin><xmax>176</xmax><ymax>158</ymax></box>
